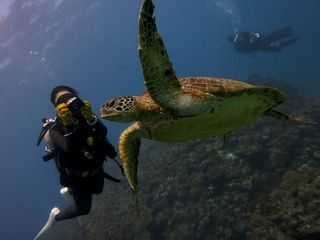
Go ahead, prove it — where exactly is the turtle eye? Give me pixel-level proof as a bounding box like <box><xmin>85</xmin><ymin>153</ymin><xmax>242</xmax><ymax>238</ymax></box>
<box><xmin>108</xmin><ymin>100</ymin><xmax>116</xmax><ymax>107</ymax></box>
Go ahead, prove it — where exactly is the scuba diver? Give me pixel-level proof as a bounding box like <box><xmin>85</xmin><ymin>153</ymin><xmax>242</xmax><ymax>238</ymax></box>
<box><xmin>35</xmin><ymin>86</ymin><xmax>122</xmax><ymax>239</ymax></box>
<box><xmin>228</xmin><ymin>26</ymin><xmax>299</xmax><ymax>53</ymax></box>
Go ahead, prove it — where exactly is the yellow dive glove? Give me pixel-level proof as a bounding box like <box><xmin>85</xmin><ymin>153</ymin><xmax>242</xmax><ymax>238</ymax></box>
<box><xmin>81</xmin><ymin>100</ymin><xmax>95</xmax><ymax>123</ymax></box>
<box><xmin>56</xmin><ymin>103</ymin><xmax>73</xmax><ymax>125</ymax></box>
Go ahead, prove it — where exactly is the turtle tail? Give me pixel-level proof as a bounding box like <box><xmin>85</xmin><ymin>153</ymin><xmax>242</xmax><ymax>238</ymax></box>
<box><xmin>264</xmin><ymin>108</ymin><xmax>318</xmax><ymax>125</ymax></box>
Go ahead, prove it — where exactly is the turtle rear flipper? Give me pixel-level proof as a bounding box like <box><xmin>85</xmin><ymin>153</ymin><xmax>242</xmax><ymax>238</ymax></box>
<box><xmin>264</xmin><ymin>108</ymin><xmax>317</xmax><ymax>125</ymax></box>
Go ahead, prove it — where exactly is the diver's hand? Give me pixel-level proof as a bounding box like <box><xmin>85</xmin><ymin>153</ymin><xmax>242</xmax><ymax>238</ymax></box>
<box><xmin>56</xmin><ymin>103</ymin><xmax>73</xmax><ymax>125</ymax></box>
<box><xmin>81</xmin><ymin>100</ymin><xmax>95</xmax><ymax>122</ymax></box>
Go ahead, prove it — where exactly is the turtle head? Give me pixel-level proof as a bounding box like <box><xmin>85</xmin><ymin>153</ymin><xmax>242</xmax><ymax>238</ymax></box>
<box><xmin>100</xmin><ymin>96</ymin><xmax>138</xmax><ymax>122</ymax></box>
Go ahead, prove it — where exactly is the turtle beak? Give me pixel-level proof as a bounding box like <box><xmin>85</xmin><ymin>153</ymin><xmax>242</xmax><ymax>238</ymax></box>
<box><xmin>100</xmin><ymin>105</ymin><xmax>114</xmax><ymax>118</ymax></box>
<box><xmin>100</xmin><ymin>104</ymin><xmax>122</xmax><ymax>121</ymax></box>
<box><xmin>100</xmin><ymin>106</ymin><xmax>131</xmax><ymax>122</ymax></box>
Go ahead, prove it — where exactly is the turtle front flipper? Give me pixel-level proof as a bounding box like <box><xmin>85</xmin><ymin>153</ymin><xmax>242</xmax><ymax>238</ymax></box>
<box><xmin>118</xmin><ymin>122</ymin><xmax>150</xmax><ymax>194</ymax></box>
<box><xmin>138</xmin><ymin>0</ymin><xmax>185</xmax><ymax>110</ymax></box>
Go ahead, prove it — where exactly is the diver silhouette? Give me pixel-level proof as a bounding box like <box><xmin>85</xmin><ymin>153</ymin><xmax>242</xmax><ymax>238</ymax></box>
<box><xmin>34</xmin><ymin>86</ymin><xmax>121</xmax><ymax>239</ymax></box>
<box><xmin>228</xmin><ymin>26</ymin><xmax>299</xmax><ymax>53</ymax></box>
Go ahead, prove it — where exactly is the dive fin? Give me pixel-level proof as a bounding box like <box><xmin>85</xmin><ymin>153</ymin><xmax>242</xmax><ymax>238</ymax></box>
<box><xmin>264</xmin><ymin>109</ymin><xmax>317</xmax><ymax>124</ymax></box>
<box><xmin>34</xmin><ymin>207</ymin><xmax>60</xmax><ymax>240</ymax></box>
<box><xmin>60</xmin><ymin>187</ymin><xmax>74</xmax><ymax>203</ymax></box>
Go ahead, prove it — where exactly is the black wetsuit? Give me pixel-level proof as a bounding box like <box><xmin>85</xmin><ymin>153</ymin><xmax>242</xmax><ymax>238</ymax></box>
<box><xmin>229</xmin><ymin>26</ymin><xmax>298</xmax><ymax>53</ymax></box>
<box><xmin>49</xmin><ymin>117</ymin><xmax>116</xmax><ymax>221</ymax></box>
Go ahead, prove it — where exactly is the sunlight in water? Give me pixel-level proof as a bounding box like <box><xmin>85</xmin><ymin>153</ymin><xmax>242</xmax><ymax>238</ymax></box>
<box><xmin>206</xmin><ymin>0</ymin><xmax>241</xmax><ymax>31</ymax></box>
<box><xmin>0</xmin><ymin>0</ymin><xmax>14</xmax><ymax>21</ymax></box>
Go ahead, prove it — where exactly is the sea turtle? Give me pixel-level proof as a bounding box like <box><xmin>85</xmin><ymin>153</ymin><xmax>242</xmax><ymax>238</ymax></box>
<box><xmin>100</xmin><ymin>0</ymin><xmax>314</xmax><ymax>194</ymax></box>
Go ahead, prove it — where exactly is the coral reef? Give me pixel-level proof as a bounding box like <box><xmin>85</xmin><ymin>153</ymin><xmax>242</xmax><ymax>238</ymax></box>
<box><xmin>44</xmin><ymin>74</ymin><xmax>320</xmax><ymax>240</ymax></box>
<box><xmin>248</xmin><ymin>168</ymin><xmax>320</xmax><ymax>240</ymax></box>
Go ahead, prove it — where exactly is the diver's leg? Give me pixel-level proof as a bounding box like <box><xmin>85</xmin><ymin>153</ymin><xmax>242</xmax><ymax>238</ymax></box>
<box><xmin>261</xmin><ymin>40</ymin><xmax>281</xmax><ymax>52</ymax></box>
<box><xmin>55</xmin><ymin>189</ymin><xmax>92</xmax><ymax>221</ymax></box>
<box><xmin>278</xmin><ymin>36</ymin><xmax>299</xmax><ymax>49</ymax></box>
<box><xmin>261</xmin><ymin>36</ymin><xmax>298</xmax><ymax>52</ymax></box>
<box><xmin>265</xmin><ymin>26</ymin><xmax>293</xmax><ymax>42</ymax></box>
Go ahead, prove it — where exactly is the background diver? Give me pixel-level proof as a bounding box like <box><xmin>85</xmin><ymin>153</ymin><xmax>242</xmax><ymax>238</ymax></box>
<box><xmin>35</xmin><ymin>86</ymin><xmax>121</xmax><ymax>239</ymax></box>
<box><xmin>228</xmin><ymin>26</ymin><xmax>299</xmax><ymax>53</ymax></box>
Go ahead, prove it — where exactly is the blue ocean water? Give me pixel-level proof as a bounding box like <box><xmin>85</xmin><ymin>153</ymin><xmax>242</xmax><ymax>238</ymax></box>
<box><xmin>0</xmin><ymin>0</ymin><xmax>319</xmax><ymax>239</ymax></box>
